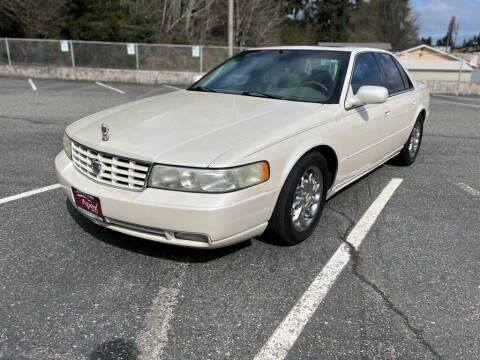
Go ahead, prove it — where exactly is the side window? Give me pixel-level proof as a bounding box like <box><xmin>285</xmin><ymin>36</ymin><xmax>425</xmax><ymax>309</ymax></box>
<box><xmin>393</xmin><ymin>57</ymin><xmax>413</xmax><ymax>90</ymax></box>
<box><xmin>350</xmin><ymin>52</ymin><xmax>383</xmax><ymax>95</ymax></box>
<box><xmin>376</xmin><ymin>53</ymin><xmax>405</xmax><ymax>95</ymax></box>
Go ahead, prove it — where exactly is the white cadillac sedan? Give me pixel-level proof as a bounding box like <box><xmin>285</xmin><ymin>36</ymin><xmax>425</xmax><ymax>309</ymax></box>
<box><xmin>55</xmin><ymin>46</ymin><xmax>429</xmax><ymax>248</ymax></box>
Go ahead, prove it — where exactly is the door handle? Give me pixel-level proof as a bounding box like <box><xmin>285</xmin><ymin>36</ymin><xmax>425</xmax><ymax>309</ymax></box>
<box><xmin>411</xmin><ymin>98</ymin><xmax>417</xmax><ymax>105</ymax></box>
<box><xmin>384</xmin><ymin>110</ymin><xmax>392</xmax><ymax>117</ymax></box>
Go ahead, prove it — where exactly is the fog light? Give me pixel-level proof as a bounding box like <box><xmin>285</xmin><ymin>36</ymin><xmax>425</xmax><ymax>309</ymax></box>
<box><xmin>174</xmin><ymin>232</ymin><xmax>209</xmax><ymax>243</ymax></box>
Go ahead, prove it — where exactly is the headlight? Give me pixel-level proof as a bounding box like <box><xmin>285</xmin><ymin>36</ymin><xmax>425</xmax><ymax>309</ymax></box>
<box><xmin>63</xmin><ymin>132</ymin><xmax>72</xmax><ymax>159</ymax></box>
<box><xmin>148</xmin><ymin>161</ymin><xmax>270</xmax><ymax>193</ymax></box>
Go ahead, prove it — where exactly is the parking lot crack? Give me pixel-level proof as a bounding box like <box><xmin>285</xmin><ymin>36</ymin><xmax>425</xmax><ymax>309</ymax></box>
<box><xmin>327</xmin><ymin>205</ymin><xmax>443</xmax><ymax>359</ymax></box>
<box><xmin>327</xmin><ymin>206</ymin><xmax>356</xmax><ymax>238</ymax></box>
<box><xmin>343</xmin><ymin>239</ymin><xmax>443</xmax><ymax>359</ymax></box>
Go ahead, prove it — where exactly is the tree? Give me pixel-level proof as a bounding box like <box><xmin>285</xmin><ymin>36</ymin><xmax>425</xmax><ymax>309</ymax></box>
<box><xmin>312</xmin><ymin>0</ymin><xmax>351</xmax><ymax>42</ymax></box>
<box><xmin>281</xmin><ymin>0</ymin><xmax>353</xmax><ymax>44</ymax></box>
<box><xmin>373</xmin><ymin>0</ymin><xmax>419</xmax><ymax>49</ymax></box>
<box><xmin>420</xmin><ymin>36</ymin><xmax>432</xmax><ymax>46</ymax></box>
<box><xmin>281</xmin><ymin>19</ymin><xmax>318</xmax><ymax>45</ymax></box>
<box><xmin>232</xmin><ymin>0</ymin><xmax>284</xmax><ymax>46</ymax></box>
<box><xmin>283</xmin><ymin>0</ymin><xmax>307</xmax><ymax>20</ymax></box>
<box><xmin>0</xmin><ymin>0</ymin><xmax>68</xmax><ymax>38</ymax></box>
<box><xmin>144</xmin><ymin>0</ymin><xmax>221</xmax><ymax>44</ymax></box>
<box><xmin>62</xmin><ymin>0</ymin><xmax>155</xmax><ymax>42</ymax></box>
<box><xmin>349</xmin><ymin>0</ymin><xmax>419</xmax><ymax>49</ymax></box>
<box><xmin>0</xmin><ymin>0</ymin><xmax>20</xmax><ymax>37</ymax></box>
<box><xmin>2</xmin><ymin>0</ymin><xmax>424</xmax><ymax>48</ymax></box>
<box><xmin>446</xmin><ymin>15</ymin><xmax>459</xmax><ymax>49</ymax></box>
<box><xmin>462</xmin><ymin>33</ymin><xmax>480</xmax><ymax>50</ymax></box>
<box><xmin>348</xmin><ymin>0</ymin><xmax>378</xmax><ymax>43</ymax></box>
<box><xmin>435</xmin><ymin>16</ymin><xmax>459</xmax><ymax>50</ymax></box>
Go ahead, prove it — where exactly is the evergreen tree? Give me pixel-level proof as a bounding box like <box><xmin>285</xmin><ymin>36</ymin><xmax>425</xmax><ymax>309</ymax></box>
<box><xmin>445</xmin><ymin>16</ymin><xmax>459</xmax><ymax>49</ymax></box>
<box><xmin>62</xmin><ymin>0</ymin><xmax>154</xmax><ymax>42</ymax></box>
<box><xmin>349</xmin><ymin>0</ymin><xmax>419</xmax><ymax>49</ymax></box>
<box><xmin>0</xmin><ymin>0</ymin><xmax>422</xmax><ymax>48</ymax></box>
<box><xmin>313</xmin><ymin>0</ymin><xmax>351</xmax><ymax>42</ymax></box>
<box><xmin>420</xmin><ymin>36</ymin><xmax>432</xmax><ymax>46</ymax></box>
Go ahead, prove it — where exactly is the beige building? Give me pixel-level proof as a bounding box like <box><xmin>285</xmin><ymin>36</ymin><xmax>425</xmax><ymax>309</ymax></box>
<box><xmin>396</xmin><ymin>44</ymin><xmax>473</xmax><ymax>82</ymax></box>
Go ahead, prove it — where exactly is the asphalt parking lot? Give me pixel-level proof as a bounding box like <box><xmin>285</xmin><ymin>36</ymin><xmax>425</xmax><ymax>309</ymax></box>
<box><xmin>0</xmin><ymin>78</ymin><xmax>479</xmax><ymax>360</ymax></box>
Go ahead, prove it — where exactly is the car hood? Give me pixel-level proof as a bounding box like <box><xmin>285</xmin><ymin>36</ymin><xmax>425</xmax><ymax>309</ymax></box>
<box><xmin>67</xmin><ymin>90</ymin><xmax>329</xmax><ymax>167</ymax></box>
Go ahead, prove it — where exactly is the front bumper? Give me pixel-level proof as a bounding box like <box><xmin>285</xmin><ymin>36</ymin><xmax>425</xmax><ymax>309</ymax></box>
<box><xmin>55</xmin><ymin>151</ymin><xmax>279</xmax><ymax>248</ymax></box>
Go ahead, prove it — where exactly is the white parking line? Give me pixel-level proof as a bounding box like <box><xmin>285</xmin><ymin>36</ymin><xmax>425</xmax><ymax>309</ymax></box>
<box><xmin>136</xmin><ymin>287</ymin><xmax>180</xmax><ymax>360</ymax></box>
<box><xmin>431</xmin><ymin>99</ymin><xmax>480</xmax><ymax>108</ymax></box>
<box><xmin>254</xmin><ymin>178</ymin><xmax>403</xmax><ymax>360</ymax></box>
<box><xmin>28</xmin><ymin>78</ymin><xmax>37</xmax><ymax>91</ymax></box>
<box><xmin>457</xmin><ymin>183</ymin><xmax>480</xmax><ymax>196</ymax></box>
<box><xmin>95</xmin><ymin>81</ymin><xmax>125</xmax><ymax>94</ymax></box>
<box><xmin>0</xmin><ymin>184</ymin><xmax>61</xmax><ymax>205</ymax></box>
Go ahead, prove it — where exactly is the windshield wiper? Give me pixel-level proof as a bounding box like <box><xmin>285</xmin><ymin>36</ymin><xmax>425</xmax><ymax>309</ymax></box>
<box><xmin>190</xmin><ymin>86</ymin><xmax>216</xmax><ymax>93</ymax></box>
<box><xmin>241</xmin><ymin>91</ymin><xmax>283</xmax><ymax>100</ymax></box>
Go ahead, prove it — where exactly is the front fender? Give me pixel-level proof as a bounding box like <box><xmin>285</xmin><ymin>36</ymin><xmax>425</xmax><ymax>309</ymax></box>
<box><xmin>230</xmin><ymin>118</ymin><xmax>343</xmax><ymax>193</ymax></box>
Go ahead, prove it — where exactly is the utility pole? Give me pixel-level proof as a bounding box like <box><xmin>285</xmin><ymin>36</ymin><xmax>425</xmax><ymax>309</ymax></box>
<box><xmin>456</xmin><ymin>59</ymin><xmax>464</xmax><ymax>95</ymax></box>
<box><xmin>228</xmin><ymin>0</ymin><xmax>234</xmax><ymax>57</ymax></box>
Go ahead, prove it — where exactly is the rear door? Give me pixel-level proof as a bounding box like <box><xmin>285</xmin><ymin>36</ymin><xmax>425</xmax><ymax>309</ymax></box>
<box><xmin>339</xmin><ymin>52</ymin><xmax>393</xmax><ymax>183</ymax></box>
<box><xmin>375</xmin><ymin>52</ymin><xmax>417</xmax><ymax>150</ymax></box>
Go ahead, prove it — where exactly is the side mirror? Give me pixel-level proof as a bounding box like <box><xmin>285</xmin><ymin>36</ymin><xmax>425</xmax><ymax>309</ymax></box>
<box><xmin>345</xmin><ymin>85</ymin><xmax>388</xmax><ymax>109</ymax></box>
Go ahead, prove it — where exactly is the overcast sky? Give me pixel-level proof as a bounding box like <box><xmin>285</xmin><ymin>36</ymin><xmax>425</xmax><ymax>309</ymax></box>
<box><xmin>411</xmin><ymin>0</ymin><xmax>480</xmax><ymax>43</ymax></box>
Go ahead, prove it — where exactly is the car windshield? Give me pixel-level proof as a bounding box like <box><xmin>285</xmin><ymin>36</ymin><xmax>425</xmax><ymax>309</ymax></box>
<box><xmin>189</xmin><ymin>49</ymin><xmax>351</xmax><ymax>104</ymax></box>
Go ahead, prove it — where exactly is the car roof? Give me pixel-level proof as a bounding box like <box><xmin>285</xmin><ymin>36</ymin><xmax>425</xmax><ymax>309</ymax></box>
<box><xmin>248</xmin><ymin>46</ymin><xmax>391</xmax><ymax>55</ymax></box>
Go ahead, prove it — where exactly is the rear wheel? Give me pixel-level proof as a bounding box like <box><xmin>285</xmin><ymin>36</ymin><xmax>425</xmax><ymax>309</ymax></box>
<box><xmin>396</xmin><ymin>117</ymin><xmax>423</xmax><ymax>165</ymax></box>
<box><xmin>268</xmin><ymin>152</ymin><xmax>329</xmax><ymax>245</ymax></box>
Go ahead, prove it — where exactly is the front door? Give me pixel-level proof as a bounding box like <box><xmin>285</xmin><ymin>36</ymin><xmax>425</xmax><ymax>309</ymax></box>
<box><xmin>337</xmin><ymin>52</ymin><xmax>392</xmax><ymax>185</ymax></box>
<box><xmin>375</xmin><ymin>53</ymin><xmax>418</xmax><ymax>150</ymax></box>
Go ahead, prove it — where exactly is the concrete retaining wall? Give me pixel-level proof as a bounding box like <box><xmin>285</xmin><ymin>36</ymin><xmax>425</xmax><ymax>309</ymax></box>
<box><xmin>409</xmin><ymin>70</ymin><xmax>472</xmax><ymax>82</ymax></box>
<box><xmin>0</xmin><ymin>65</ymin><xmax>203</xmax><ymax>86</ymax></box>
<box><xmin>425</xmin><ymin>80</ymin><xmax>480</xmax><ymax>96</ymax></box>
<box><xmin>1</xmin><ymin>65</ymin><xmax>480</xmax><ymax>96</ymax></box>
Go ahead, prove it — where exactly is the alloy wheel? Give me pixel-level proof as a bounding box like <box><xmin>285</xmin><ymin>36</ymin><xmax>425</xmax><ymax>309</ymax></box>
<box><xmin>291</xmin><ymin>166</ymin><xmax>323</xmax><ymax>232</ymax></box>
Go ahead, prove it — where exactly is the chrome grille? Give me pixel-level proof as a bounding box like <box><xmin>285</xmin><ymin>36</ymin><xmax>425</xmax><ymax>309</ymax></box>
<box><xmin>71</xmin><ymin>142</ymin><xmax>150</xmax><ymax>190</ymax></box>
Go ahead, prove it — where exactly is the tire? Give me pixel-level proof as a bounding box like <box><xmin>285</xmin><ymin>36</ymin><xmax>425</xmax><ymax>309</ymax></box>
<box><xmin>395</xmin><ymin>116</ymin><xmax>423</xmax><ymax>166</ymax></box>
<box><xmin>268</xmin><ymin>152</ymin><xmax>329</xmax><ymax>245</ymax></box>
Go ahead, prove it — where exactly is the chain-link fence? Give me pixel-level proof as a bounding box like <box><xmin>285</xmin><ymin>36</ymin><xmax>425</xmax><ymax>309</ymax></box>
<box><xmin>139</xmin><ymin>43</ymin><xmax>200</xmax><ymax>72</ymax></box>
<box><xmin>0</xmin><ymin>38</ymin><xmax>245</xmax><ymax>73</ymax></box>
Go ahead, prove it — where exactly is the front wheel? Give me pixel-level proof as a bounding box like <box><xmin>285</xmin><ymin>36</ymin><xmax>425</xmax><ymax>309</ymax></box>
<box><xmin>396</xmin><ymin>117</ymin><xmax>423</xmax><ymax>166</ymax></box>
<box><xmin>268</xmin><ymin>152</ymin><xmax>329</xmax><ymax>245</ymax></box>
